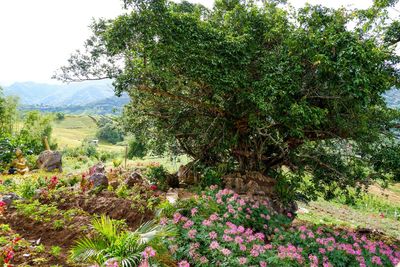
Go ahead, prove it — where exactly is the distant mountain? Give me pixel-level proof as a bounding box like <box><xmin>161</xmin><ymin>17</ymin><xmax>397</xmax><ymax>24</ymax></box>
<box><xmin>20</xmin><ymin>94</ymin><xmax>131</xmax><ymax>115</ymax></box>
<box><xmin>3</xmin><ymin>80</ymin><xmax>130</xmax><ymax>114</ymax></box>
<box><xmin>4</xmin><ymin>80</ymin><xmax>116</xmax><ymax>106</ymax></box>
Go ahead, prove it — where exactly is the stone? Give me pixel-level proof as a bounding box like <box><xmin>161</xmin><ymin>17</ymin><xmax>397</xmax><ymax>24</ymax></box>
<box><xmin>110</xmin><ymin>180</ymin><xmax>120</xmax><ymax>190</ymax></box>
<box><xmin>166</xmin><ymin>174</ymin><xmax>179</xmax><ymax>188</ymax></box>
<box><xmin>37</xmin><ymin>150</ymin><xmax>62</xmax><ymax>172</ymax></box>
<box><xmin>91</xmin><ymin>162</ymin><xmax>105</xmax><ymax>174</ymax></box>
<box><xmin>166</xmin><ymin>189</ymin><xmax>179</xmax><ymax>204</ymax></box>
<box><xmin>88</xmin><ymin>173</ymin><xmax>109</xmax><ymax>188</ymax></box>
<box><xmin>124</xmin><ymin>172</ymin><xmax>142</xmax><ymax>188</ymax></box>
<box><xmin>177</xmin><ymin>164</ymin><xmax>199</xmax><ymax>185</ymax></box>
<box><xmin>0</xmin><ymin>193</ymin><xmax>22</xmax><ymax>207</ymax></box>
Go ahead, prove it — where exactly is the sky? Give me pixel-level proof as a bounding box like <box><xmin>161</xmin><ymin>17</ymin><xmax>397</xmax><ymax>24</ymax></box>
<box><xmin>0</xmin><ymin>0</ymin><xmax>396</xmax><ymax>86</ymax></box>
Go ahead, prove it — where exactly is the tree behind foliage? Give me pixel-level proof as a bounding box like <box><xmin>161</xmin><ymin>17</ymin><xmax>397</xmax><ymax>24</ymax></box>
<box><xmin>0</xmin><ymin>87</ymin><xmax>19</xmax><ymax>136</ymax></box>
<box><xmin>56</xmin><ymin>0</ymin><xmax>400</xmax><ymax>200</ymax></box>
<box><xmin>95</xmin><ymin>117</ymin><xmax>124</xmax><ymax>144</ymax></box>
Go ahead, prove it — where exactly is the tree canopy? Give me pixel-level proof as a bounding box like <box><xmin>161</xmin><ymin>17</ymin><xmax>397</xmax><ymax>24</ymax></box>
<box><xmin>56</xmin><ymin>0</ymin><xmax>400</xmax><ymax>200</ymax></box>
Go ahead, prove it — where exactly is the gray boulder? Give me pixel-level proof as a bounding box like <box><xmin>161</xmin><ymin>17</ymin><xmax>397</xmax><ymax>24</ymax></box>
<box><xmin>124</xmin><ymin>172</ymin><xmax>142</xmax><ymax>188</ymax></box>
<box><xmin>37</xmin><ymin>151</ymin><xmax>62</xmax><ymax>172</ymax></box>
<box><xmin>88</xmin><ymin>173</ymin><xmax>109</xmax><ymax>188</ymax></box>
<box><xmin>1</xmin><ymin>193</ymin><xmax>22</xmax><ymax>207</ymax></box>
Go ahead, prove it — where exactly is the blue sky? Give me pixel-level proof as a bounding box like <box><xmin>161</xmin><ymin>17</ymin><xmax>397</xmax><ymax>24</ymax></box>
<box><xmin>0</xmin><ymin>0</ymin><xmax>397</xmax><ymax>86</ymax></box>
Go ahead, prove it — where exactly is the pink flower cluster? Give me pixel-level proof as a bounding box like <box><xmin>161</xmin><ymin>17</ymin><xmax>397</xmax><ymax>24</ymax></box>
<box><xmin>163</xmin><ymin>187</ymin><xmax>400</xmax><ymax>267</ymax></box>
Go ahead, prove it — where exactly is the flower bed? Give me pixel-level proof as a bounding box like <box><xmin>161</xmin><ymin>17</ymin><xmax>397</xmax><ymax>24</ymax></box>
<box><xmin>161</xmin><ymin>187</ymin><xmax>400</xmax><ymax>266</ymax></box>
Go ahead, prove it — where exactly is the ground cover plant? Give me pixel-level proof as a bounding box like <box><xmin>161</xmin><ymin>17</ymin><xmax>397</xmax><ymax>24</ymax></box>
<box><xmin>160</xmin><ymin>187</ymin><xmax>400</xmax><ymax>266</ymax></box>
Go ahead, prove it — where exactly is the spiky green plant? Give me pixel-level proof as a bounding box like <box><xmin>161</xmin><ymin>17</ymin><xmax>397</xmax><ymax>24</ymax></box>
<box><xmin>70</xmin><ymin>215</ymin><xmax>176</xmax><ymax>267</ymax></box>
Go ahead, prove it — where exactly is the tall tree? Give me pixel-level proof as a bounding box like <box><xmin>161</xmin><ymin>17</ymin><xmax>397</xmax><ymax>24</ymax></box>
<box><xmin>55</xmin><ymin>0</ymin><xmax>400</xmax><ymax>200</ymax></box>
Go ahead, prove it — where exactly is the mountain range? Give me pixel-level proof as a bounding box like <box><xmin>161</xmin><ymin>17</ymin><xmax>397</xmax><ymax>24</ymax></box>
<box><xmin>2</xmin><ymin>80</ymin><xmax>130</xmax><ymax>114</ymax></box>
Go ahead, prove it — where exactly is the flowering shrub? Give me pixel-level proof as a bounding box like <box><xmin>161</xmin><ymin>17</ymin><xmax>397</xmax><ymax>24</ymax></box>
<box><xmin>161</xmin><ymin>187</ymin><xmax>400</xmax><ymax>266</ymax></box>
<box><xmin>0</xmin><ymin>200</ymin><xmax>6</xmax><ymax>215</ymax></box>
<box><xmin>0</xmin><ymin>234</ymin><xmax>22</xmax><ymax>267</ymax></box>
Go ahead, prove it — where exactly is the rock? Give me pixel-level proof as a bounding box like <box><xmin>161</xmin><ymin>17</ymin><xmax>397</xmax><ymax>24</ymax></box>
<box><xmin>177</xmin><ymin>164</ymin><xmax>199</xmax><ymax>185</ymax></box>
<box><xmin>88</xmin><ymin>173</ymin><xmax>109</xmax><ymax>188</ymax></box>
<box><xmin>222</xmin><ymin>171</ymin><xmax>297</xmax><ymax>216</ymax></box>
<box><xmin>166</xmin><ymin>189</ymin><xmax>179</xmax><ymax>204</ymax></box>
<box><xmin>125</xmin><ymin>172</ymin><xmax>142</xmax><ymax>188</ymax></box>
<box><xmin>110</xmin><ymin>180</ymin><xmax>120</xmax><ymax>190</ymax></box>
<box><xmin>298</xmin><ymin>207</ymin><xmax>310</xmax><ymax>214</ymax></box>
<box><xmin>91</xmin><ymin>162</ymin><xmax>105</xmax><ymax>174</ymax></box>
<box><xmin>0</xmin><ymin>193</ymin><xmax>22</xmax><ymax>207</ymax></box>
<box><xmin>166</xmin><ymin>174</ymin><xmax>179</xmax><ymax>188</ymax></box>
<box><xmin>37</xmin><ymin>150</ymin><xmax>62</xmax><ymax>172</ymax></box>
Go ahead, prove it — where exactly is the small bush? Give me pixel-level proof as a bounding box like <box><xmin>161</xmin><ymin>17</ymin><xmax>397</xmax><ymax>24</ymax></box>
<box><xmin>146</xmin><ymin>165</ymin><xmax>169</xmax><ymax>191</ymax></box>
<box><xmin>128</xmin><ymin>138</ymin><xmax>147</xmax><ymax>159</ymax></box>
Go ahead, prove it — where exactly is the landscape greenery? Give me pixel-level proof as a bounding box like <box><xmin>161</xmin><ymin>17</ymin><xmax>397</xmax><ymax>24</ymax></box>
<box><xmin>1</xmin><ymin>0</ymin><xmax>400</xmax><ymax>266</ymax></box>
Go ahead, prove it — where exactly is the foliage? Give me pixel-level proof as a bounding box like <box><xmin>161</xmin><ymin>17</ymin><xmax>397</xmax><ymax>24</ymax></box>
<box><xmin>56</xmin><ymin>0</ymin><xmax>400</xmax><ymax>201</ymax></box>
<box><xmin>0</xmin><ymin>88</ymin><xmax>18</xmax><ymax>137</ymax></box>
<box><xmin>146</xmin><ymin>165</ymin><xmax>169</xmax><ymax>191</ymax></box>
<box><xmin>62</xmin><ymin>142</ymin><xmax>99</xmax><ymax>159</ymax></box>
<box><xmin>128</xmin><ymin>137</ymin><xmax>148</xmax><ymax>159</ymax></box>
<box><xmin>0</xmin><ymin>109</ymin><xmax>56</xmax><ymax>171</ymax></box>
<box><xmin>70</xmin><ymin>215</ymin><xmax>175</xmax><ymax>266</ymax></box>
<box><xmin>96</xmin><ymin>117</ymin><xmax>124</xmax><ymax>144</ymax></box>
<box><xmin>161</xmin><ymin>187</ymin><xmax>400</xmax><ymax>266</ymax></box>
<box><xmin>55</xmin><ymin>112</ymin><xmax>65</xmax><ymax>121</ymax></box>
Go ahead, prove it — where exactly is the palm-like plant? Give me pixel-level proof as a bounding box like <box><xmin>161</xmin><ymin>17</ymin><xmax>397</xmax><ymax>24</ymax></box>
<box><xmin>70</xmin><ymin>215</ymin><xmax>176</xmax><ymax>267</ymax></box>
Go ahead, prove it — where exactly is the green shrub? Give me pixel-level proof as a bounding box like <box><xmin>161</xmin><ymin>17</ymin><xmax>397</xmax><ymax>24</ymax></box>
<box><xmin>199</xmin><ymin>167</ymin><xmax>222</xmax><ymax>188</ymax></box>
<box><xmin>128</xmin><ymin>138</ymin><xmax>147</xmax><ymax>159</ymax></box>
<box><xmin>70</xmin><ymin>215</ymin><xmax>175</xmax><ymax>266</ymax></box>
<box><xmin>146</xmin><ymin>165</ymin><xmax>169</xmax><ymax>191</ymax></box>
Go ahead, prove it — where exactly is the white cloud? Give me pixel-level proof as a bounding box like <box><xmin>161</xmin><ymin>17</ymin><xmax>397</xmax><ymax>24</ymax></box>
<box><xmin>0</xmin><ymin>0</ymin><xmax>397</xmax><ymax>85</ymax></box>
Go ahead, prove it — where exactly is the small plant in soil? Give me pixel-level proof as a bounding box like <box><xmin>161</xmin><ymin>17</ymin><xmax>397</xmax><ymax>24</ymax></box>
<box><xmin>70</xmin><ymin>215</ymin><xmax>175</xmax><ymax>266</ymax></box>
<box><xmin>50</xmin><ymin>246</ymin><xmax>62</xmax><ymax>257</ymax></box>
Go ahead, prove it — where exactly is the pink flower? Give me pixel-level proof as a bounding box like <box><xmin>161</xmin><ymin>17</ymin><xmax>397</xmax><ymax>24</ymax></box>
<box><xmin>188</xmin><ymin>229</ymin><xmax>197</xmax><ymax>239</ymax></box>
<box><xmin>250</xmin><ymin>249</ymin><xmax>260</xmax><ymax>257</ymax></box>
<box><xmin>178</xmin><ymin>260</ymin><xmax>190</xmax><ymax>267</ymax></box>
<box><xmin>202</xmin><ymin>219</ymin><xmax>212</xmax><ymax>226</ymax></box>
<box><xmin>191</xmin><ymin>208</ymin><xmax>198</xmax><ymax>216</ymax></box>
<box><xmin>371</xmin><ymin>256</ymin><xmax>382</xmax><ymax>265</ymax></box>
<box><xmin>260</xmin><ymin>261</ymin><xmax>267</xmax><ymax>267</ymax></box>
<box><xmin>138</xmin><ymin>260</ymin><xmax>149</xmax><ymax>267</ymax></box>
<box><xmin>210</xmin><ymin>241</ymin><xmax>220</xmax><ymax>250</ymax></box>
<box><xmin>209</xmin><ymin>231</ymin><xmax>217</xmax><ymax>239</ymax></box>
<box><xmin>319</xmin><ymin>248</ymin><xmax>326</xmax><ymax>254</ymax></box>
<box><xmin>183</xmin><ymin>220</ymin><xmax>194</xmax><ymax>229</ymax></box>
<box><xmin>159</xmin><ymin>217</ymin><xmax>168</xmax><ymax>225</ymax></box>
<box><xmin>234</xmin><ymin>236</ymin><xmax>244</xmax><ymax>244</ymax></box>
<box><xmin>209</xmin><ymin>213</ymin><xmax>219</xmax><ymax>221</ymax></box>
<box><xmin>238</xmin><ymin>257</ymin><xmax>248</xmax><ymax>265</ymax></box>
<box><xmin>173</xmin><ymin>213</ymin><xmax>182</xmax><ymax>224</ymax></box>
<box><xmin>223</xmin><ymin>234</ymin><xmax>233</xmax><ymax>242</ymax></box>
<box><xmin>220</xmin><ymin>248</ymin><xmax>231</xmax><ymax>256</ymax></box>
<box><xmin>142</xmin><ymin>246</ymin><xmax>156</xmax><ymax>259</ymax></box>
<box><xmin>0</xmin><ymin>201</ymin><xmax>6</xmax><ymax>207</ymax></box>
<box><xmin>199</xmin><ymin>256</ymin><xmax>208</xmax><ymax>263</ymax></box>
<box><xmin>239</xmin><ymin>244</ymin><xmax>247</xmax><ymax>251</ymax></box>
<box><xmin>105</xmin><ymin>260</ymin><xmax>119</xmax><ymax>267</ymax></box>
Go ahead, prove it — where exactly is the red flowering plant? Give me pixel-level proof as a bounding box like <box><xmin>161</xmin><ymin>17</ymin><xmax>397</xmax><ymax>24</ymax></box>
<box><xmin>47</xmin><ymin>176</ymin><xmax>59</xmax><ymax>190</ymax></box>
<box><xmin>160</xmin><ymin>187</ymin><xmax>400</xmax><ymax>266</ymax></box>
<box><xmin>0</xmin><ymin>201</ymin><xmax>6</xmax><ymax>215</ymax></box>
<box><xmin>0</xmin><ymin>236</ymin><xmax>23</xmax><ymax>267</ymax></box>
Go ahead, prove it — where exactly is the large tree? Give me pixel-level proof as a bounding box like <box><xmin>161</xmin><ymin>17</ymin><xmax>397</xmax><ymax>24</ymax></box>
<box><xmin>56</xmin><ymin>0</ymin><xmax>400</xmax><ymax>200</ymax></box>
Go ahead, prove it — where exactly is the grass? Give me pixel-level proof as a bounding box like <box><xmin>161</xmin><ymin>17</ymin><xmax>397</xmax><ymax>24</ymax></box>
<box><xmin>297</xmin><ymin>186</ymin><xmax>400</xmax><ymax>240</ymax></box>
<box><xmin>53</xmin><ymin>115</ymin><xmax>124</xmax><ymax>153</ymax></box>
